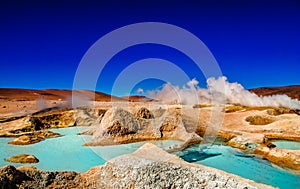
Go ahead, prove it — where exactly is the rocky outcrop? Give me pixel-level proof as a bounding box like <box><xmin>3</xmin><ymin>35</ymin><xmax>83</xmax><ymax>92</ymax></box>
<box><xmin>0</xmin><ymin>110</ymin><xmax>75</xmax><ymax>137</ymax></box>
<box><xmin>0</xmin><ymin>165</ymin><xmax>81</xmax><ymax>189</ymax></box>
<box><xmin>135</xmin><ymin>107</ymin><xmax>153</xmax><ymax>119</ymax></box>
<box><xmin>245</xmin><ymin>115</ymin><xmax>274</xmax><ymax>125</ymax></box>
<box><xmin>74</xmin><ymin>107</ymin><xmax>106</xmax><ymax>126</ymax></box>
<box><xmin>0</xmin><ymin>165</ymin><xmax>29</xmax><ymax>188</ymax></box>
<box><xmin>0</xmin><ymin>109</ymin><xmax>75</xmax><ymax>145</ymax></box>
<box><xmin>87</xmin><ymin>107</ymin><xmax>202</xmax><ymax>149</ymax></box>
<box><xmin>29</xmin><ymin>110</ymin><xmax>75</xmax><ymax>129</ymax></box>
<box><xmin>81</xmin><ymin>143</ymin><xmax>274</xmax><ymax>189</ymax></box>
<box><xmin>225</xmin><ymin>133</ymin><xmax>265</xmax><ymax>151</ymax></box>
<box><xmin>255</xmin><ymin>146</ymin><xmax>300</xmax><ymax>171</ymax></box>
<box><xmin>100</xmin><ymin>107</ymin><xmax>140</xmax><ymax>136</ymax></box>
<box><xmin>151</xmin><ymin>107</ymin><xmax>166</xmax><ymax>118</ymax></box>
<box><xmin>0</xmin><ymin>117</ymin><xmax>32</xmax><ymax>137</ymax></box>
<box><xmin>7</xmin><ymin>130</ymin><xmax>61</xmax><ymax>145</ymax></box>
<box><xmin>87</xmin><ymin>107</ymin><xmax>146</xmax><ymax>145</ymax></box>
<box><xmin>5</xmin><ymin>154</ymin><xmax>39</xmax><ymax>164</ymax></box>
<box><xmin>8</xmin><ymin>135</ymin><xmax>44</xmax><ymax>145</ymax></box>
<box><xmin>157</xmin><ymin>108</ymin><xmax>194</xmax><ymax>140</ymax></box>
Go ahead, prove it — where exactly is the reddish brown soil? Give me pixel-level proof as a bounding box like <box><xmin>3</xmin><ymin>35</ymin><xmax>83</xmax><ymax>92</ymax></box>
<box><xmin>0</xmin><ymin>88</ymin><xmax>125</xmax><ymax>101</ymax></box>
<box><xmin>250</xmin><ymin>85</ymin><xmax>300</xmax><ymax>101</ymax></box>
<box><xmin>0</xmin><ymin>88</ymin><xmax>127</xmax><ymax>118</ymax></box>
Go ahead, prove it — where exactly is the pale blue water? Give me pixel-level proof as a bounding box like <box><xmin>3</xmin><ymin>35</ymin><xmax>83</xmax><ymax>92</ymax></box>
<box><xmin>0</xmin><ymin>127</ymin><xmax>106</xmax><ymax>172</ymax></box>
<box><xmin>273</xmin><ymin>140</ymin><xmax>300</xmax><ymax>150</ymax></box>
<box><xmin>175</xmin><ymin>144</ymin><xmax>300</xmax><ymax>189</ymax></box>
<box><xmin>1</xmin><ymin>127</ymin><xmax>300</xmax><ymax>188</ymax></box>
<box><xmin>0</xmin><ymin>126</ymin><xmax>183</xmax><ymax>172</ymax></box>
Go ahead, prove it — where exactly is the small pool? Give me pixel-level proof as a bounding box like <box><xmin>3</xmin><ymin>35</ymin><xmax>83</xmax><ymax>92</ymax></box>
<box><xmin>272</xmin><ymin>140</ymin><xmax>300</xmax><ymax>150</ymax></box>
<box><xmin>174</xmin><ymin>144</ymin><xmax>300</xmax><ymax>189</ymax></box>
<box><xmin>0</xmin><ymin>126</ymin><xmax>183</xmax><ymax>172</ymax></box>
<box><xmin>0</xmin><ymin>127</ymin><xmax>106</xmax><ymax>172</ymax></box>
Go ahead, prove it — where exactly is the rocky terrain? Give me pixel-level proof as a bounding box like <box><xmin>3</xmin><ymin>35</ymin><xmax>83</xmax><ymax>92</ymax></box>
<box><xmin>0</xmin><ymin>87</ymin><xmax>300</xmax><ymax>188</ymax></box>
<box><xmin>0</xmin><ymin>143</ymin><xmax>274</xmax><ymax>189</ymax></box>
<box><xmin>1</xmin><ymin>97</ymin><xmax>300</xmax><ymax>171</ymax></box>
<box><xmin>85</xmin><ymin>106</ymin><xmax>202</xmax><ymax>151</ymax></box>
<box><xmin>220</xmin><ymin>106</ymin><xmax>300</xmax><ymax>172</ymax></box>
<box><xmin>0</xmin><ymin>165</ymin><xmax>80</xmax><ymax>189</ymax></box>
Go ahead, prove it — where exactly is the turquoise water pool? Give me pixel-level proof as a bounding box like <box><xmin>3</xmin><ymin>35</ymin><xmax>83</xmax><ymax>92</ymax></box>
<box><xmin>0</xmin><ymin>127</ymin><xmax>106</xmax><ymax>172</ymax></box>
<box><xmin>1</xmin><ymin>127</ymin><xmax>300</xmax><ymax>188</ymax></box>
<box><xmin>175</xmin><ymin>144</ymin><xmax>300</xmax><ymax>189</ymax></box>
<box><xmin>0</xmin><ymin>126</ymin><xmax>183</xmax><ymax>172</ymax></box>
<box><xmin>272</xmin><ymin>140</ymin><xmax>300</xmax><ymax>150</ymax></box>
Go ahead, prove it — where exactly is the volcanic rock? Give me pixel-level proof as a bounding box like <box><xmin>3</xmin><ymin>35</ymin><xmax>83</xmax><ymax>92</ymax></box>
<box><xmin>87</xmin><ymin>107</ymin><xmax>202</xmax><ymax>149</ymax></box>
<box><xmin>0</xmin><ymin>165</ymin><xmax>81</xmax><ymax>189</ymax></box>
<box><xmin>226</xmin><ymin>135</ymin><xmax>260</xmax><ymax>151</ymax></box>
<box><xmin>29</xmin><ymin>110</ymin><xmax>75</xmax><ymax>129</ymax></box>
<box><xmin>8</xmin><ymin>135</ymin><xmax>43</xmax><ymax>145</ymax></box>
<box><xmin>82</xmin><ymin>143</ymin><xmax>274</xmax><ymax>189</ymax></box>
<box><xmin>0</xmin><ymin>165</ymin><xmax>29</xmax><ymax>188</ymax></box>
<box><xmin>255</xmin><ymin>146</ymin><xmax>300</xmax><ymax>170</ymax></box>
<box><xmin>135</xmin><ymin>107</ymin><xmax>153</xmax><ymax>119</ymax></box>
<box><xmin>73</xmin><ymin>107</ymin><xmax>104</xmax><ymax>126</ymax></box>
<box><xmin>5</xmin><ymin>154</ymin><xmax>39</xmax><ymax>164</ymax></box>
<box><xmin>7</xmin><ymin>130</ymin><xmax>61</xmax><ymax>145</ymax></box>
<box><xmin>245</xmin><ymin>115</ymin><xmax>274</xmax><ymax>125</ymax></box>
<box><xmin>99</xmin><ymin>107</ymin><xmax>140</xmax><ymax>136</ymax></box>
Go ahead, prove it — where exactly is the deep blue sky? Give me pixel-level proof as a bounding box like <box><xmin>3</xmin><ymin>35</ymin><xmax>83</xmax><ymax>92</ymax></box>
<box><xmin>0</xmin><ymin>0</ymin><xmax>299</xmax><ymax>96</ymax></box>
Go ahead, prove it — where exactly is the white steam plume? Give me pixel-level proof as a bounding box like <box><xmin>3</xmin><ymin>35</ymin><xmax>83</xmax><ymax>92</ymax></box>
<box><xmin>136</xmin><ymin>88</ymin><xmax>144</xmax><ymax>94</ymax></box>
<box><xmin>36</xmin><ymin>97</ymin><xmax>48</xmax><ymax>110</ymax></box>
<box><xmin>149</xmin><ymin>76</ymin><xmax>300</xmax><ymax>109</ymax></box>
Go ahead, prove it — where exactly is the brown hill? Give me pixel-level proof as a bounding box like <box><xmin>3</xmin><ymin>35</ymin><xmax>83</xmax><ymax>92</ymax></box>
<box><xmin>0</xmin><ymin>88</ymin><xmax>125</xmax><ymax>102</ymax></box>
<box><xmin>121</xmin><ymin>95</ymin><xmax>155</xmax><ymax>102</ymax></box>
<box><xmin>249</xmin><ymin>85</ymin><xmax>300</xmax><ymax>101</ymax></box>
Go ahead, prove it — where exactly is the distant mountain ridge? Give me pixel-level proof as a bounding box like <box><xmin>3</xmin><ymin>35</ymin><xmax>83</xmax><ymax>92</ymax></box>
<box><xmin>249</xmin><ymin>85</ymin><xmax>300</xmax><ymax>101</ymax></box>
<box><xmin>0</xmin><ymin>88</ymin><xmax>126</xmax><ymax>102</ymax></box>
<box><xmin>1</xmin><ymin>86</ymin><xmax>299</xmax><ymax>102</ymax></box>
